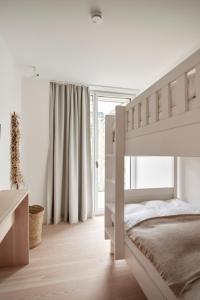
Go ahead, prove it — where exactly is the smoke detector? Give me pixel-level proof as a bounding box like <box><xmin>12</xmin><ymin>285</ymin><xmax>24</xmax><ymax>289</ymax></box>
<box><xmin>91</xmin><ymin>11</ymin><xmax>103</xmax><ymax>25</ymax></box>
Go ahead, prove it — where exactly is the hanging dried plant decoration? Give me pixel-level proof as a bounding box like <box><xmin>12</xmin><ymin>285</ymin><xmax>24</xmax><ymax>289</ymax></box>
<box><xmin>10</xmin><ymin>112</ymin><xmax>23</xmax><ymax>189</ymax></box>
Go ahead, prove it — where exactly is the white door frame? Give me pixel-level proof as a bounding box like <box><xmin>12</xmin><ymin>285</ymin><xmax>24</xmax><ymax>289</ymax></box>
<box><xmin>90</xmin><ymin>88</ymin><xmax>137</xmax><ymax>215</ymax></box>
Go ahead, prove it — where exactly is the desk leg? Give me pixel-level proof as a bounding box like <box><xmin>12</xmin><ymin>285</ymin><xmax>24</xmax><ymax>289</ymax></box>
<box><xmin>0</xmin><ymin>195</ymin><xmax>29</xmax><ymax>267</ymax></box>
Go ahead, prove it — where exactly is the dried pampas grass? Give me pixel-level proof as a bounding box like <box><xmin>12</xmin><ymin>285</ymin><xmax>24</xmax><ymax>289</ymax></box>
<box><xmin>10</xmin><ymin>112</ymin><xmax>23</xmax><ymax>189</ymax></box>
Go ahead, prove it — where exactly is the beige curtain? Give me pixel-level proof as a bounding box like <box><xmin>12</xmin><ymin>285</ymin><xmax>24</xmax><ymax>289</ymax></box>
<box><xmin>46</xmin><ymin>82</ymin><xmax>92</xmax><ymax>224</ymax></box>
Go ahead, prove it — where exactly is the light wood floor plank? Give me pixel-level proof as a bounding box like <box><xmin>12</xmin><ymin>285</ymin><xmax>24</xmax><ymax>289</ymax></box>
<box><xmin>0</xmin><ymin>217</ymin><xmax>146</xmax><ymax>300</ymax></box>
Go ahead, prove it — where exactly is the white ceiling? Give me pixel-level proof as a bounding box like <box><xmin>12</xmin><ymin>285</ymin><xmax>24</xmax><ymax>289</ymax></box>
<box><xmin>0</xmin><ymin>0</ymin><xmax>200</xmax><ymax>91</ymax></box>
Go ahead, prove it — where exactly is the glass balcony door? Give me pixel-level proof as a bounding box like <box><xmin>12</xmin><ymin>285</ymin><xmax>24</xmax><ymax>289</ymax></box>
<box><xmin>91</xmin><ymin>93</ymin><xmax>131</xmax><ymax>215</ymax></box>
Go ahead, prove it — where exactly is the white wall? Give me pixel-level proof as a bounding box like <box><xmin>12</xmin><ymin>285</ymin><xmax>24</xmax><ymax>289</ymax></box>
<box><xmin>21</xmin><ymin>78</ymin><xmax>49</xmax><ymax>207</ymax></box>
<box><xmin>0</xmin><ymin>36</ymin><xmax>21</xmax><ymax>189</ymax></box>
<box><xmin>178</xmin><ymin>157</ymin><xmax>200</xmax><ymax>208</ymax></box>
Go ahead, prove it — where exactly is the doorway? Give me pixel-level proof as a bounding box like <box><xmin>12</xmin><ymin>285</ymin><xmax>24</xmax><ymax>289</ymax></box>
<box><xmin>90</xmin><ymin>91</ymin><xmax>132</xmax><ymax>215</ymax></box>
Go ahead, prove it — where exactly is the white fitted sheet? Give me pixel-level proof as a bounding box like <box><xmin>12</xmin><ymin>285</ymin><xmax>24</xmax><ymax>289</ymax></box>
<box><xmin>110</xmin><ymin>198</ymin><xmax>199</xmax><ymax>230</ymax></box>
<box><xmin>124</xmin><ymin>198</ymin><xmax>199</xmax><ymax>230</ymax></box>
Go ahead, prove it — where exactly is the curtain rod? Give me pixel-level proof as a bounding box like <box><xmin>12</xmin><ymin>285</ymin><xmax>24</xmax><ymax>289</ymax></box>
<box><xmin>90</xmin><ymin>85</ymin><xmax>139</xmax><ymax>95</ymax></box>
<box><xmin>29</xmin><ymin>77</ymin><xmax>140</xmax><ymax>95</ymax></box>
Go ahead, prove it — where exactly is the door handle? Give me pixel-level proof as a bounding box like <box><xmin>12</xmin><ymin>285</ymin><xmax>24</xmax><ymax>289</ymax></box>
<box><xmin>95</xmin><ymin>161</ymin><xmax>99</xmax><ymax>168</ymax></box>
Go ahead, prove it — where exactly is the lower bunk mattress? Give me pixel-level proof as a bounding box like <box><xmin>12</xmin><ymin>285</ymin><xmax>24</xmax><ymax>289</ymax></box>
<box><xmin>115</xmin><ymin>199</ymin><xmax>200</xmax><ymax>299</ymax></box>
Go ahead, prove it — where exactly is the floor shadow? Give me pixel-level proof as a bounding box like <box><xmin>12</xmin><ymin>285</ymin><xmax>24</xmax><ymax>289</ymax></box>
<box><xmin>0</xmin><ymin>265</ymin><xmax>26</xmax><ymax>284</ymax></box>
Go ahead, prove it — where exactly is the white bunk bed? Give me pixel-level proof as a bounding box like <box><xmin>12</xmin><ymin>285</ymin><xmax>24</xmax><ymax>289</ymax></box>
<box><xmin>105</xmin><ymin>49</ymin><xmax>200</xmax><ymax>300</ymax></box>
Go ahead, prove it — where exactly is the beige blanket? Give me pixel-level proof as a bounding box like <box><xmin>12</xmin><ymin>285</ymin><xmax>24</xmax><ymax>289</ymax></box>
<box><xmin>127</xmin><ymin>214</ymin><xmax>200</xmax><ymax>297</ymax></box>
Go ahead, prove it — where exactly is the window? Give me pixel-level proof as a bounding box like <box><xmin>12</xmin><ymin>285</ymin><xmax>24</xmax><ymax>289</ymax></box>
<box><xmin>125</xmin><ymin>156</ymin><xmax>174</xmax><ymax>189</ymax></box>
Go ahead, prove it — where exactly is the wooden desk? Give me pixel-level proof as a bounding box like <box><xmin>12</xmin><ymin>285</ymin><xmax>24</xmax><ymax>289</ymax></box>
<box><xmin>0</xmin><ymin>190</ymin><xmax>29</xmax><ymax>267</ymax></box>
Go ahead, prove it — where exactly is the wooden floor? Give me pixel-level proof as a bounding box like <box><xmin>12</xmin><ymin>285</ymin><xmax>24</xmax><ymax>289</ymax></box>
<box><xmin>0</xmin><ymin>217</ymin><xmax>146</xmax><ymax>300</ymax></box>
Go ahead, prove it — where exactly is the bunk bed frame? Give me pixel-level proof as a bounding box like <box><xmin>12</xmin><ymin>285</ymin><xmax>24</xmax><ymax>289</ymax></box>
<box><xmin>105</xmin><ymin>49</ymin><xmax>200</xmax><ymax>300</ymax></box>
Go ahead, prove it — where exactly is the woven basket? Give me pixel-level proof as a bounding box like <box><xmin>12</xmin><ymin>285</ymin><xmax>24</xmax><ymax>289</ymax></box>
<box><xmin>29</xmin><ymin>205</ymin><xmax>44</xmax><ymax>249</ymax></box>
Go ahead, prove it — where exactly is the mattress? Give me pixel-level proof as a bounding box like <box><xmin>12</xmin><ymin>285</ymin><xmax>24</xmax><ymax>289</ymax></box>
<box><xmin>110</xmin><ymin>198</ymin><xmax>199</xmax><ymax>230</ymax></box>
<box><xmin>122</xmin><ymin>199</ymin><xmax>200</xmax><ymax>299</ymax></box>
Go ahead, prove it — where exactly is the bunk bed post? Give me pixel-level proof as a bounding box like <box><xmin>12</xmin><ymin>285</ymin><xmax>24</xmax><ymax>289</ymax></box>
<box><xmin>174</xmin><ymin>156</ymin><xmax>178</xmax><ymax>198</ymax></box>
<box><xmin>115</xmin><ymin>106</ymin><xmax>125</xmax><ymax>259</ymax></box>
<box><xmin>105</xmin><ymin>115</ymin><xmax>115</xmax><ymax>242</ymax></box>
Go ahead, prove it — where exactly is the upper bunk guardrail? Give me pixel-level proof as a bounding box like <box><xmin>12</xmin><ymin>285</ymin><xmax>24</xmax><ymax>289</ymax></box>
<box><xmin>125</xmin><ymin>49</ymin><xmax>200</xmax><ymax>138</ymax></box>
